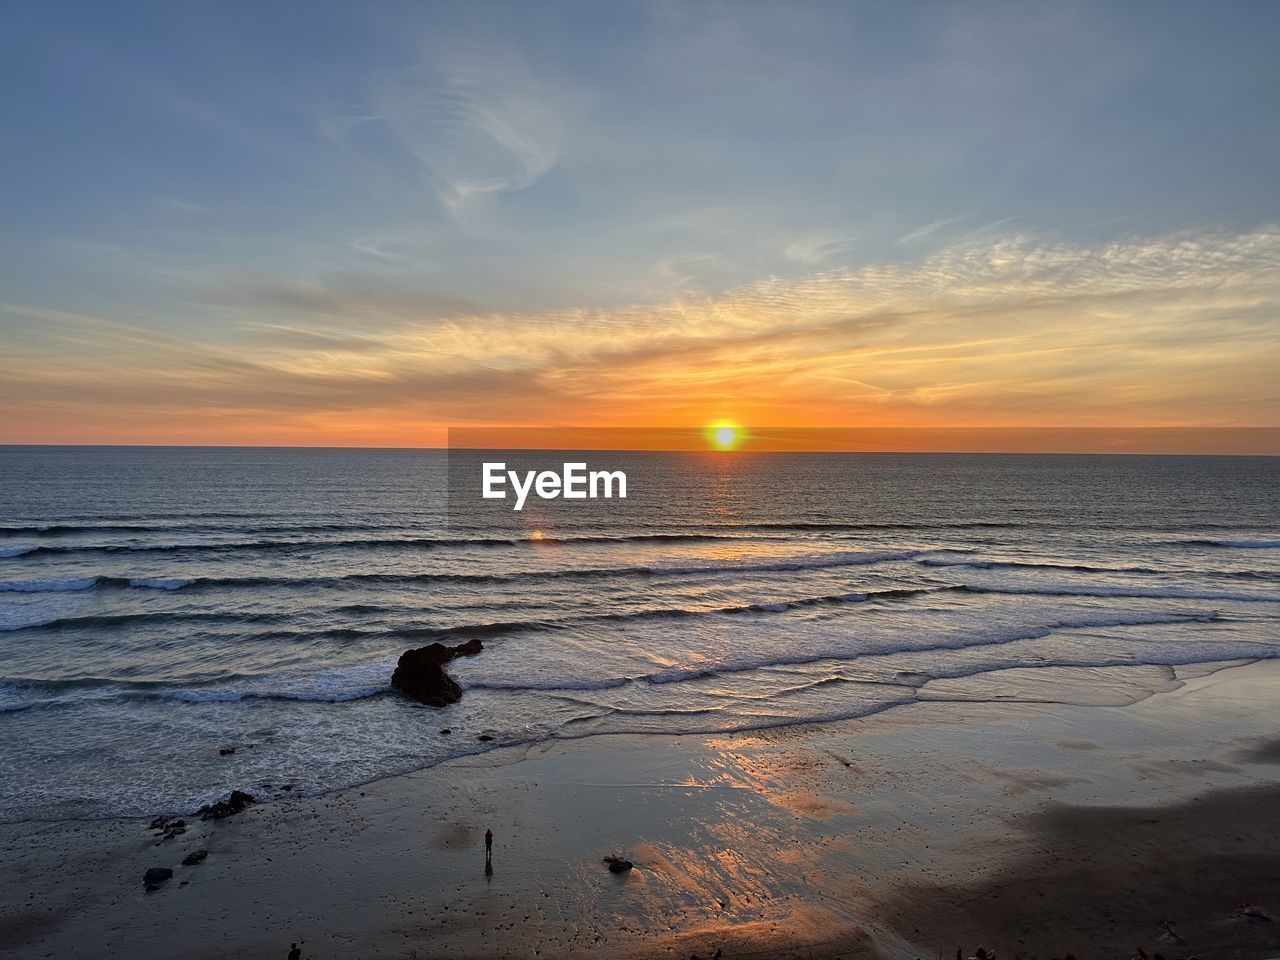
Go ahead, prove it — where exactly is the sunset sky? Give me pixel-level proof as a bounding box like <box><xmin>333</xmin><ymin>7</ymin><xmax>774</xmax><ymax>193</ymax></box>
<box><xmin>2</xmin><ymin>1</ymin><xmax>1279</xmax><ymax>450</ymax></box>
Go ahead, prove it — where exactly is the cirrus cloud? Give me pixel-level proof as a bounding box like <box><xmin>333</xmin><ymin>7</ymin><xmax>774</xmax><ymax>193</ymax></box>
<box><xmin>2</xmin><ymin>225</ymin><xmax>1278</xmax><ymax>445</ymax></box>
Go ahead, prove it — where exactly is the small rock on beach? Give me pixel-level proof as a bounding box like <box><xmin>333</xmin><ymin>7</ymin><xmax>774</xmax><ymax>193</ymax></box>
<box><xmin>143</xmin><ymin>866</ymin><xmax>173</xmax><ymax>891</ymax></box>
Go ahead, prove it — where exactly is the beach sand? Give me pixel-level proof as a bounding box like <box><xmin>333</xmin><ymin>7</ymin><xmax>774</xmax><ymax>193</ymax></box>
<box><xmin>4</xmin><ymin>659</ymin><xmax>1280</xmax><ymax>960</ymax></box>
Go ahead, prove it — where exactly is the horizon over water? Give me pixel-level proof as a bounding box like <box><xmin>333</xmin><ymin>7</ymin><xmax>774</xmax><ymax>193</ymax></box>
<box><xmin>1</xmin><ymin>445</ymin><xmax>1278</xmax><ymax>822</ymax></box>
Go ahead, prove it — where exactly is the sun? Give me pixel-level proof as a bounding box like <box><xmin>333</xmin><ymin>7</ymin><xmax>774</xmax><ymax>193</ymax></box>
<box><xmin>706</xmin><ymin>421</ymin><xmax>743</xmax><ymax>450</ymax></box>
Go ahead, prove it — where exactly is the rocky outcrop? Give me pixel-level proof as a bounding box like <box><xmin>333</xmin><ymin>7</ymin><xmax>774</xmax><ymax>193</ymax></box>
<box><xmin>441</xmin><ymin>637</ymin><xmax>483</xmax><ymax>658</ymax></box>
<box><xmin>198</xmin><ymin>789</ymin><xmax>255</xmax><ymax>820</ymax></box>
<box><xmin>391</xmin><ymin>638</ymin><xmax>484</xmax><ymax>707</ymax></box>
<box><xmin>603</xmin><ymin>855</ymin><xmax>633</xmax><ymax>873</ymax></box>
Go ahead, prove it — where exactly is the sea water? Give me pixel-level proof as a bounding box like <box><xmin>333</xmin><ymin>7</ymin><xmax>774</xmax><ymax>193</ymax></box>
<box><xmin>1</xmin><ymin>446</ymin><xmax>1277</xmax><ymax>820</ymax></box>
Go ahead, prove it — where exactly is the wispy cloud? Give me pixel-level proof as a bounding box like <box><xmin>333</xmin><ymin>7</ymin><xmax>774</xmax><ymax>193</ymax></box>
<box><xmin>897</xmin><ymin>217</ymin><xmax>965</xmax><ymax>245</ymax></box>
<box><xmin>783</xmin><ymin>235</ymin><xmax>860</xmax><ymax>266</ymax></box>
<box><xmin>320</xmin><ymin>54</ymin><xmax>561</xmax><ymax>217</ymax></box>
<box><xmin>3</xmin><ymin>226</ymin><xmax>1278</xmax><ymax>443</ymax></box>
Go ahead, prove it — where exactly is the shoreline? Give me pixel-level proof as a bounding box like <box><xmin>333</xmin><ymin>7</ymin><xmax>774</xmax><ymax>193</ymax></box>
<box><xmin>3</xmin><ymin>658</ymin><xmax>1280</xmax><ymax>959</ymax></box>
<box><xmin>3</xmin><ymin>653</ymin><xmax>1263</xmax><ymax>828</ymax></box>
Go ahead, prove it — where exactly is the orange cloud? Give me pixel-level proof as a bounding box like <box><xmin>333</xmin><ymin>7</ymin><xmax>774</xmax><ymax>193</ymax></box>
<box><xmin>3</xmin><ymin>227</ymin><xmax>1279</xmax><ymax>451</ymax></box>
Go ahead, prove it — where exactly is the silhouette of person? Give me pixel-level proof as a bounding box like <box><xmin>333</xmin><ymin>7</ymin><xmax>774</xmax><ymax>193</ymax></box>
<box><xmin>288</xmin><ymin>944</ymin><xmax>301</xmax><ymax>960</ymax></box>
<box><xmin>484</xmin><ymin>828</ymin><xmax>493</xmax><ymax>862</ymax></box>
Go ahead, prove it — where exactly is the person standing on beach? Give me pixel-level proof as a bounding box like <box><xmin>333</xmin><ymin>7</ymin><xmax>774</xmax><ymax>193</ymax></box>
<box><xmin>485</xmin><ymin>828</ymin><xmax>493</xmax><ymax>861</ymax></box>
<box><xmin>288</xmin><ymin>943</ymin><xmax>301</xmax><ymax>960</ymax></box>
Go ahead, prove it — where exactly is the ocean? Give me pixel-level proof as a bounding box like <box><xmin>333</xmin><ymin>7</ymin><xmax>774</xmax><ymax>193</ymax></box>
<box><xmin>1</xmin><ymin>446</ymin><xmax>1277</xmax><ymax>822</ymax></box>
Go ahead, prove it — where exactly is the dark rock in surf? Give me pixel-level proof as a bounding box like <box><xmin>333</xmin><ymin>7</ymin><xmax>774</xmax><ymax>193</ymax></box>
<box><xmin>181</xmin><ymin>849</ymin><xmax>208</xmax><ymax>866</ymax></box>
<box><xmin>393</xmin><ymin>659</ymin><xmax>461</xmax><ymax>707</ymax></box>
<box><xmin>198</xmin><ymin>789</ymin><xmax>255</xmax><ymax>820</ymax></box>
<box><xmin>603</xmin><ymin>855</ymin><xmax>633</xmax><ymax>873</ymax></box>
<box><xmin>445</xmin><ymin>638</ymin><xmax>486</xmax><ymax>662</ymax></box>
<box><xmin>391</xmin><ymin>639</ymin><xmax>484</xmax><ymax>708</ymax></box>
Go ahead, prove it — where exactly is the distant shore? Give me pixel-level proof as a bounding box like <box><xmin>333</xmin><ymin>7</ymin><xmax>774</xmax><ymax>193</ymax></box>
<box><xmin>3</xmin><ymin>658</ymin><xmax>1280</xmax><ymax>959</ymax></box>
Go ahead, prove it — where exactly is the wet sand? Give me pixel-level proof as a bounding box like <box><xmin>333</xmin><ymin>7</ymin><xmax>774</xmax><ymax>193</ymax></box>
<box><xmin>3</xmin><ymin>659</ymin><xmax>1280</xmax><ymax>960</ymax></box>
<box><xmin>874</xmin><ymin>781</ymin><xmax>1280</xmax><ymax>957</ymax></box>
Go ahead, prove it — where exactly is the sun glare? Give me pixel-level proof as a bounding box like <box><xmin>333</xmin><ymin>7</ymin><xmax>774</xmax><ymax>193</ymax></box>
<box><xmin>707</xmin><ymin>422</ymin><xmax>742</xmax><ymax>450</ymax></box>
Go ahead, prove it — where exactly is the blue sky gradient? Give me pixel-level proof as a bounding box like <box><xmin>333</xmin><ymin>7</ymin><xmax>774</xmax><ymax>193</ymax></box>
<box><xmin>2</xmin><ymin>1</ymin><xmax>1278</xmax><ymax>444</ymax></box>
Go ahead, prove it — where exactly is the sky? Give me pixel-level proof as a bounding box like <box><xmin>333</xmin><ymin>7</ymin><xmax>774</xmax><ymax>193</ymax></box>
<box><xmin>2</xmin><ymin>0</ymin><xmax>1278</xmax><ymax>450</ymax></box>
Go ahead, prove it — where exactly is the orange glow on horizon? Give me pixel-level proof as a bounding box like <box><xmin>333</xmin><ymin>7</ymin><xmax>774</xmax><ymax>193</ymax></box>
<box><xmin>4</xmin><ymin>417</ymin><xmax>1277</xmax><ymax>454</ymax></box>
<box><xmin>443</xmin><ymin>426</ymin><xmax>1280</xmax><ymax>455</ymax></box>
<box><xmin>4</xmin><ymin>226</ymin><xmax>1279</xmax><ymax>455</ymax></box>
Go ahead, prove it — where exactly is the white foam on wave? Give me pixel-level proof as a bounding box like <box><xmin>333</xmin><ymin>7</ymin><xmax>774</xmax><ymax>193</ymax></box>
<box><xmin>160</xmin><ymin>658</ymin><xmax>398</xmax><ymax>705</ymax></box>
<box><xmin>0</xmin><ymin>575</ymin><xmax>198</xmax><ymax>593</ymax></box>
<box><xmin>163</xmin><ymin>684</ymin><xmax>387</xmax><ymax>705</ymax></box>
<box><xmin>0</xmin><ymin>545</ymin><xmax>39</xmax><ymax>558</ymax></box>
<box><xmin>129</xmin><ymin>577</ymin><xmax>195</xmax><ymax>590</ymax></box>
<box><xmin>965</xmin><ymin>583</ymin><xmax>1278</xmax><ymax>604</ymax></box>
<box><xmin>0</xmin><ymin>676</ymin><xmax>129</xmax><ymax>712</ymax></box>
<box><xmin>0</xmin><ymin>576</ymin><xmax>98</xmax><ymax>593</ymax></box>
<box><xmin>0</xmin><ymin>658</ymin><xmax>401</xmax><ymax>711</ymax></box>
<box><xmin>461</xmin><ymin>676</ymin><xmax>632</xmax><ymax>692</ymax></box>
<box><xmin>642</xmin><ymin>609</ymin><xmax>1216</xmax><ymax>686</ymax></box>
